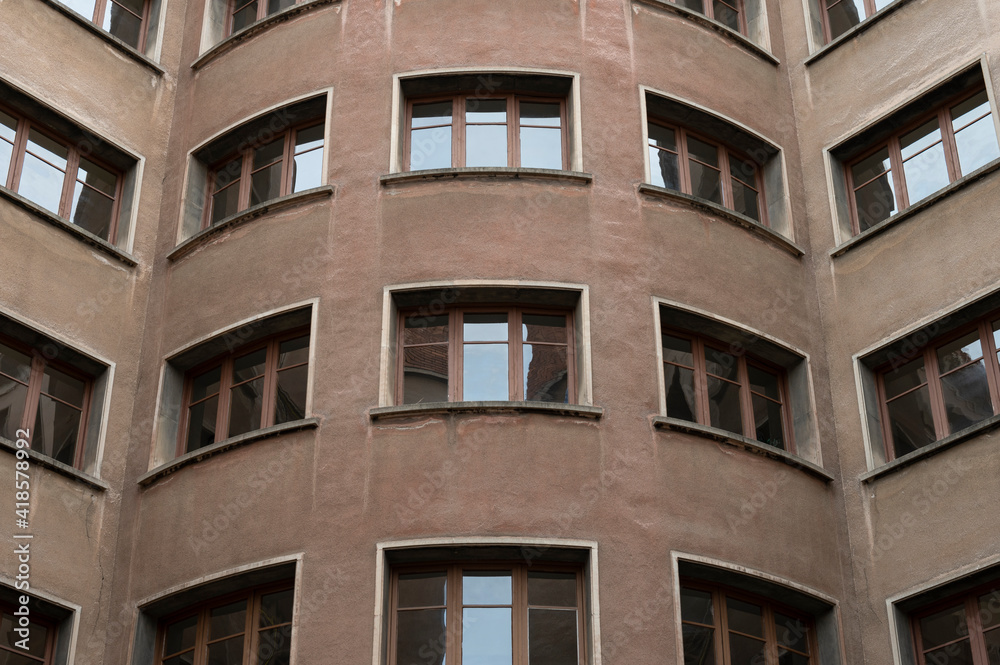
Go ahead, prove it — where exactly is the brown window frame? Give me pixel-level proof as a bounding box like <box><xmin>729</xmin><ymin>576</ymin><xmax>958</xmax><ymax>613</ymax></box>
<box><xmin>0</xmin><ymin>103</ymin><xmax>124</xmax><ymax>243</ymax></box>
<box><xmin>875</xmin><ymin>312</ymin><xmax>1000</xmax><ymax>461</ymax></box>
<box><xmin>910</xmin><ymin>581</ymin><xmax>1000</xmax><ymax>665</ymax></box>
<box><xmin>388</xmin><ymin>561</ymin><xmax>586</xmax><ymax>665</ymax></box>
<box><xmin>225</xmin><ymin>0</ymin><xmax>302</xmax><ymax>35</ymax></box>
<box><xmin>819</xmin><ymin>0</ymin><xmax>894</xmax><ymax>44</ymax></box>
<box><xmin>0</xmin><ymin>602</ymin><xmax>56</xmax><ymax>665</ymax></box>
<box><xmin>671</xmin><ymin>0</ymin><xmax>748</xmax><ymax>35</ymax></box>
<box><xmin>155</xmin><ymin>581</ymin><xmax>294</xmax><ymax>665</ymax></box>
<box><xmin>680</xmin><ymin>580</ymin><xmax>817</xmax><ymax>665</ymax></box>
<box><xmin>79</xmin><ymin>0</ymin><xmax>151</xmax><ymax>50</ymax></box>
<box><xmin>0</xmin><ymin>334</ymin><xmax>93</xmax><ymax>469</ymax></box>
<box><xmin>203</xmin><ymin>120</ymin><xmax>324</xmax><ymax>229</ymax></box>
<box><xmin>396</xmin><ymin>305</ymin><xmax>577</xmax><ymax>404</ymax></box>
<box><xmin>177</xmin><ymin>328</ymin><xmax>310</xmax><ymax>455</ymax></box>
<box><xmin>403</xmin><ymin>93</ymin><xmax>569</xmax><ymax>171</ymax></box>
<box><xmin>661</xmin><ymin>327</ymin><xmax>794</xmax><ymax>451</ymax></box>
<box><xmin>647</xmin><ymin>119</ymin><xmax>768</xmax><ymax>226</ymax></box>
<box><xmin>844</xmin><ymin>86</ymin><xmax>997</xmax><ymax>235</ymax></box>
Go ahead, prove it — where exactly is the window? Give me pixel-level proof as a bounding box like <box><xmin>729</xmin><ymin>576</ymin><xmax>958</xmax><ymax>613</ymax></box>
<box><xmin>669</xmin><ymin>0</ymin><xmax>747</xmax><ymax>34</ymax></box>
<box><xmin>228</xmin><ymin>0</ymin><xmax>295</xmax><ymax>34</ymax></box>
<box><xmin>909</xmin><ymin>583</ymin><xmax>1000</xmax><ymax>665</ymax></box>
<box><xmin>407</xmin><ymin>94</ymin><xmax>566</xmax><ymax>171</ymax></box>
<box><xmin>875</xmin><ymin>312</ymin><xmax>1000</xmax><ymax>461</ymax></box>
<box><xmin>60</xmin><ymin>0</ymin><xmax>150</xmax><ymax>49</ymax></box>
<box><xmin>399</xmin><ymin>306</ymin><xmax>575</xmax><ymax>405</ymax></box>
<box><xmin>0</xmin><ymin>602</ymin><xmax>56</xmax><ymax>664</ymax></box>
<box><xmin>0</xmin><ymin>105</ymin><xmax>124</xmax><ymax>243</ymax></box>
<box><xmin>180</xmin><ymin>329</ymin><xmax>309</xmax><ymax>454</ymax></box>
<box><xmin>680</xmin><ymin>581</ymin><xmax>815</xmax><ymax>664</ymax></box>
<box><xmin>156</xmin><ymin>583</ymin><xmax>293</xmax><ymax>665</ymax></box>
<box><xmin>845</xmin><ymin>87</ymin><xmax>1000</xmax><ymax>234</ymax></box>
<box><xmin>820</xmin><ymin>0</ymin><xmax>896</xmax><ymax>42</ymax></box>
<box><xmin>389</xmin><ymin>563</ymin><xmax>584</xmax><ymax>665</ymax></box>
<box><xmin>648</xmin><ymin>121</ymin><xmax>766</xmax><ymax>224</ymax></box>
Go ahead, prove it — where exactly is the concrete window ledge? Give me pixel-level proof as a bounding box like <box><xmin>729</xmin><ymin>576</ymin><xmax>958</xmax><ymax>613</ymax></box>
<box><xmin>830</xmin><ymin>159</ymin><xmax>1000</xmax><ymax>258</ymax></box>
<box><xmin>39</xmin><ymin>0</ymin><xmax>166</xmax><ymax>74</ymax></box>
<box><xmin>860</xmin><ymin>414</ymin><xmax>1000</xmax><ymax>483</ymax></box>
<box><xmin>167</xmin><ymin>186</ymin><xmax>335</xmax><ymax>262</ymax></box>
<box><xmin>138</xmin><ymin>417</ymin><xmax>320</xmax><ymax>487</ymax></box>
<box><xmin>380</xmin><ymin>168</ymin><xmax>594</xmax><ymax>186</ymax></box>
<box><xmin>0</xmin><ymin>437</ymin><xmax>109</xmax><ymax>491</ymax></box>
<box><xmin>370</xmin><ymin>401</ymin><xmax>604</xmax><ymax>421</ymax></box>
<box><xmin>638</xmin><ymin>183</ymin><xmax>804</xmax><ymax>257</ymax></box>
<box><xmin>653</xmin><ymin>416</ymin><xmax>834</xmax><ymax>482</ymax></box>
<box><xmin>804</xmin><ymin>0</ymin><xmax>916</xmax><ymax>67</ymax></box>
<box><xmin>0</xmin><ymin>186</ymin><xmax>138</xmax><ymax>266</ymax></box>
<box><xmin>192</xmin><ymin>0</ymin><xmax>339</xmax><ymax>69</ymax></box>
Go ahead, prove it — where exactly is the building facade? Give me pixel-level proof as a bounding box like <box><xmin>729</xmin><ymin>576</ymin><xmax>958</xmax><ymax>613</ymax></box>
<box><xmin>1</xmin><ymin>0</ymin><xmax>999</xmax><ymax>663</ymax></box>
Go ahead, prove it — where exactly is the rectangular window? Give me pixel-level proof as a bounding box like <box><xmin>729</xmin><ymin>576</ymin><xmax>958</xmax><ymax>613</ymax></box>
<box><xmin>227</xmin><ymin>0</ymin><xmax>298</xmax><ymax>34</ymax></box>
<box><xmin>406</xmin><ymin>94</ymin><xmax>567</xmax><ymax>171</ymax></box>
<box><xmin>0</xmin><ymin>602</ymin><xmax>56</xmax><ymax>664</ymax></box>
<box><xmin>876</xmin><ymin>313</ymin><xmax>1000</xmax><ymax>461</ymax></box>
<box><xmin>662</xmin><ymin>329</ymin><xmax>792</xmax><ymax>451</ymax></box>
<box><xmin>842</xmin><ymin>86</ymin><xmax>1000</xmax><ymax>234</ymax></box>
<box><xmin>910</xmin><ymin>584</ymin><xmax>1000</xmax><ymax>665</ymax></box>
<box><xmin>157</xmin><ymin>583</ymin><xmax>293</xmax><ymax>665</ymax></box>
<box><xmin>389</xmin><ymin>563</ymin><xmax>584</xmax><ymax>665</ymax></box>
<box><xmin>671</xmin><ymin>0</ymin><xmax>747</xmax><ymax>34</ymax></box>
<box><xmin>821</xmin><ymin>0</ymin><xmax>897</xmax><ymax>42</ymax></box>
<box><xmin>398</xmin><ymin>307</ymin><xmax>575</xmax><ymax>405</ymax></box>
<box><xmin>0</xmin><ymin>106</ymin><xmax>124</xmax><ymax>242</ymax></box>
<box><xmin>60</xmin><ymin>0</ymin><xmax>151</xmax><ymax>49</ymax></box>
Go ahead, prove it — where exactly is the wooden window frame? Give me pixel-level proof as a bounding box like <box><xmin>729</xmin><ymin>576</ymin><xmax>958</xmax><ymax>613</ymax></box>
<box><xmin>395</xmin><ymin>305</ymin><xmax>577</xmax><ymax>404</ymax></box>
<box><xmin>203</xmin><ymin>120</ymin><xmax>324</xmax><ymax>229</ymax></box>
<box><xmin>155</xmin><ymin>581</ymin><xmax>294</xmax><ymax>665</ymax></box>
<box><xmin>661</xmin><ymin>327</ymin><xmax>794</xmax><ymax>451</ymax></box>
<box><xmin>647</xmin><ymin>119</ymin><xmax>768</xmax><ymax>226</ymax></box>
<box><xmin>875</xmin><ymin>311</ymin><xmax>1000</xmax><ymax>461</ymax></box>
<box><xmin>680</xmin><ymin>580</ymin><xmax>817</xmax><ymax>665</ymax></box>
<box><xmin>388</xmin><ymin>561</ymin><xmax>586</xmax><ymax>665</ymax></box>
<box><xmin>403</xmin><ymin>93</ymin><xmax>569</xmax><ymax>171</ymax></box>
<box><xmin>0</xmin><ymin>334</ymin><xmax>93</xmax><ymax>469</ymax></box>
<box><xmin>673</xmin><ymin>0</ymin><xmax>748</xmax><ymax>35</ymax></box>
<box><xmin>844</xmin><ymin>86</ymin><xmax>995</xmax><ymax>235</ymax></box>
<box><xmin>0</xmin><ymin>103</ymin><xmax>124</xmax><ymax>243</ymax></box>
<box><xmin>910</xmin><ymin>581</ymin><xmax>1000</xmax><ymax>665</ymax></box>
<box><xmin>177</xmin><ymin>328</ymin><xmax>310</xmax><ymax>455</ymax></box>
<box><xmin>88</xmin><ymin>0</ymin><xmax>151</xmax><ymax>50</ymax></box>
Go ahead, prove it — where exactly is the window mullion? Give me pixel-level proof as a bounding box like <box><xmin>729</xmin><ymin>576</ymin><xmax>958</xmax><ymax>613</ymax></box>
<box><xmin>677</xmin><ymin>129</ymin><xmax>693</xmax><ymax>196</ymax></box>
<box><xmin>982</xmin><ymin>320</ymin><xmax>1000</xmax><ymax>415</ymax></box>
<box><xmin>61</xmin><ymin>148</ymin><xmax>81</xmax><ymax>219</ymax></box>
<box><xmin>719</xmin><ymin>148</ymin><xmax>732</xmax><ymax>211</ymax></box>
<box><xmin>238</xmin><ymin>151</ymin><xmax>253</xmax><ymax>211</ymax></box>
<box><xmin>715</xmin><ymin>589</ymin><xmax>731</xmax><ymax>665</ymax></box>
<box><xmin>218</xmin><ymin>357</ymin><xmax>234</xmax><ymax>441</ymax></box>
<box><xmin>8</xmin><ymin>119</ymin><xmax>30</xmax><ymax>192</ymax></box>
<box><xmin>281</xmin><ymin>128</ymin><xmax>295</xmax><ymax>196</ymax></box>
<box><xmin>72</xmin><ymin>378</ymin><xmax>93</xmax><ymax>469</ymax></box>
<box><xmin>924</xmin><ymin>348</ymin><xmax>950</xmax><ymax>441</ymax></box>
<box><xmin>511</xmin><ymin>308</ymin><xmax>521</xmax><ymax>400</ymax></box>
<box><xmin>513</xmin><ymin>566</ymin><xmax>527</xmax><ymax>665</ymax></box>
<box><xmin>454</xmin><ymin>97</ymin><xmax>464</xmax><ymax>168</ymax></box>
<box><xmin>888</xmin><ymin>137</ymin><xmax>909</xmax><ymax>210</ymax></box>
<box><xmin>939</xmin><ymin>107</ymin><xmax>963</xmax><ymax>181</ymax></box>
<box><xmin>452</xmin><ymin>309</ymin><xmax>461</xmax><ymax>401</ymax></box>
<box><xmin>22</xmin><ymin>355</ymin><xmax>45</xmax><ymax>434</ymax></box>
<box><xmin>509</xmin><ymin>95</ymin><xmax>518</xmax><ymax>168</ymax></box>
<box><xmin>260</xmin><ymin>338</ymin><xmax>279</xmax><ymax>428</ymax></box>
<box><xmin>91</xmin><ymin>0</ymin><xmax>106</xmax><ymax>27</ymax></box>
<box><xmin>450</xmin><ymin>567</ymin><xmax>463</xmax><ymax>665</ymax></box>
<box><xmin>245</xmin><ymin>590</ymin><xmax>260</xmax><ymax>665</ymax></box>
<box><xmin>737</xmin><ymin>356</ymin><xmax>755</xmax><ymax>439</ymax></box>
<box><xmin>762</xmin><ymin>605</ymin><xmax>778</xmax><ymax>665</ymax></box>
<box><xmin>692</xmin><ymin>338</ymin><xmax>710</xmax><ymax>426</ymax></box>
<box><xmin>965</xmin><ymin>594</ymin><xmax>990</xmax><ymax>665</ymax></box>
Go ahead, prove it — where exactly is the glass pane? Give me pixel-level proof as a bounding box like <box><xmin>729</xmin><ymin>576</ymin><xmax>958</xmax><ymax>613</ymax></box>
<box><xmin>775</xmin><ymin>612</ymin><xmax>809</xmax><ymax>652</ymax></box>
<box><xmin>40</xmin><ymin>366</ymin><xmax>85</xmax><ymax>406</ymax></box>
<box><xmin>0</xmin><ymin>110</ymin><xmax>15</xmax><ymax>142</ymax></box>
<box><xmin>728</xmin><ymin>633</ymin><xmax>766</xmax><ymax>665</ymax></box>
<box><xmin>267</xmin><ymin>0</ymin><xmax>295</xmax><ymax>14</ymax></box>
<box><xmin>207</xmin><ymin>635</ymin><xmax>244</xmax><ymax>665</ymax></box>
<box><xmin>164</xmin><ymin>655</ymin><xmax>196</xmax><ymax>665</ymax></box>
<box><xmin>872</xmin><ymin>0</ymin><xmax>893</xmax><ymax>8</ymax></box>
<box><xmin>920</xmin><ymin>605</ymin><xmax>968</xmax><ymax>649</ymax></box>
<box><xmin>467</xmin><ymin>125</ymin><xmax>508</xmax><ymax>167</ymax></box>
<box><xmin>250</xmin><ymin>163</ymin><xmax>283</xmax><ymax>206</ymax></box>
<box><xmin>70</xmin><ymin>182</ymin><xmax>115</xmax><ymax>239</ymax></box>
<box><xmin>726</xmin><ymin>598</ymin><xmax>763</xmax><ymax>638</ymax></box>
<box><xmin>405</xmin><ymin>315</ymin><xmax>449</xmax><ymax>344</ymax></box>
<box><xmin>887</xmin><ymin>385</ymin><xmax>936</xmax><ymax>456</ymax></box>
<box><xmin>466</xmin><ymin>98</ymin><xmax>507</xmax><ymax>123</ymax></box>
<box><xmin>523</xmin><ymin>344</ymin><xmax>568</xmax><ymax>402</ymax></box>
<box><xmin>291</xmin><ymin>147</ymin><xmax>322</xmax><ymax>193</ymax></box>
<box><xmin>528</xmin><ymin>572</ymin><xmax>577</xmax><ymax>608</ymax></box>
<box><xmin>900</xmin><ymin>119</ymin><xmax>943</xmax><ymax>160</ymax></box>
<box><xmin>648</xmin><ymin>123</ymin><xmax>677</xmax><ymax>151</ymax></box>
<box><xmin>778</xmin><ymin>650</ymin><xmax>811</xmax><ymax>665</ymax></box>
<box><xmin>689</xmin><ymin>159</ymin><xmax>722</xmax><ymax>204</ymax></box>
<box><xmin>398</xmin><ymin>572</ymin><xmax>447</xmax><ymax>608</ymax></box>
<box><xmin>663</xmin><ymin>334</ymin><xmax>693</xmax><ymax>367</ymax></box>
<box><xmin>520</xmin><ymin>126</ymin><xmax>562</xmax><ymax>169</ymax></box>
<box><xmin>705</xmin><ymin>348</ymin><xmax>738</xmax><ymax>381</ymax></box>
<box><xmin>676</xmin><ymin>0</ymin><xmax>703</xmax><ymax>12</ymax></box>
<box><xmin>0</xmin><ymin>613</ymin><xmax>48</xmax><ymax>657</ymax></box>
<box><xmin>105</xmin><ymin>3</ymin><xmax>143</xmax><ymax>48</ymax></box>
<box><xmin>295</xmin><ymin>124</ymin><xmax>324</xmax><ymax>153</ymax></box>
<box><xmin>680</xmin><ymin>587</ymin><xmax>714</xmax><ymax>624</ymax></box>
<box><xmin>210</xmin><ymin>600</ymin><xmax>247</xmax><ymax>639</ymax></box>
<box><xmin>0</xmin><ymin>135</ymin><xmax>12</xmax><ymax>186</ymax></box>
<box><xmin>462</xmin><ymin>607</ymin><xmax>513</xmax><ymax>665</ymax></box>
<box><xmin>463</xmin><ymin>344</ymin><xmax>509</xmax><ymax>401</ymax></box>
<box><xmin>274</xmin><ymin>365</ymin><xmax>308</xmax><ymax>424</ymax></box>
<box><xmin>752</xmin><ymin>393</ymin><xmax>785</xmax><ymax>450</ymax></box>
<box><xmin>403</xmin><ymin>346</ymin><xmax>449</xmax><ymax>404</ymax></box>
<box><xmin>826</xmin><ymin>0</ymin><xmax>864</xmax><ymax>40</ymax></box>
<box><xmin>649</xmin><ymin>145</ymin><xmax>681</xmax><ymax>190</ymax></box>
<box><xmin>938</xmin><ymin>332</ymin><xmax>983</xmax><ymax>373</ymax></box>
<box><xmin>0</xmin><ymin>343</ymin><xmax>31</xmax><ymax>382</ymax></box>
<box><xmin>232</xmin><ymin>2</ymin><xmax>258</xmax><ymax>32</ymax></box>
<box><xmin>33</xmin><ymin>393</ymin><xmax>81</xmax><ymax>464</ymax></box>
<box><xmin>954</xmin><ymin>114</ymin><xmax>1000</xmax><ymax>176</ymax></box>
<box><xmin>748</xmin><ymin>365</ymin><xmax>780</xmax><ymax>399</ymax></box>
<box><xmin>77</xmin><ymin>158</ymin><xmax>117</xmax><ymax>196</ymax></box>
<box><xmin>260</xmin><ymin>589</ymin><xmax>294</xmax><ymax>626</ymax></box>
<box><xmin>114</xmin><ymin>0</ymin><xmax>144</xmax><ymax>15</ymax></box>
<box><xmin>730</xmin><ymin>178</ymin><xmax>760</xmax><ymax>221</ymax></box>
<box><xmin>901</xmin><ymin>140</ymin><xmax>949</xmax><ymax>206</ymax></box>
<box><xmin>278</xmin><ymin>335</ymin><xmax>309</xmax><ymax>368</ymax></box>
<box><xmin>682</xmin><ymin>624</ymin><xmax>715</xmax><ymax>665</ymax></box>
<box><xmin>521</xmin><ymin>102</ymin><xmax>561</xmax><ymax>127</ymax></box>
<box><xmin>27</xmin><ymin>129</ymin><xmax>68</xmax><ymax>169</ymax></box>
<box><xmin>412</xmin><ymin>101</ymin><xmax>453</xmax><ymax>128</ymax></box>
<box><xmin>940</xmin><ymin>361</ymin><xmax>993</xmax><ymax>433</ymax></box>
<box><xmin>979</xmin><ymin>590</ymin><xmax>1000</xmax><ymax>630</ymax></box>
<box><xmin>396</xmin><ymin>609</ymin><xmax>446</xmax><ymax>665</ymax></box>
<box><xmin>687</xmin><ymin>136</ymin><xmax>719</xmax><ymax>167</ymax></box>
<box><xmin>924</xmin><ymin>640</ymin><xmax>975</xmax><ymax>665</ymax></box>
<box><xmin>257</xmin><ymin>625</ymin><xmax>292</xmax><ymax>665</ymax></box>
<box><xmin>713</xmin><ymin>0</ymin><xmax>739</xmax><ymax>30</ymax></box>
<box><xmin>254</xmin><ymin>138</ymin><xmax>284</xmax><ymax>170</ymax></box>
<box><xmin>853</xmin><ymin>174</ymin><xmax>896</xmax><ymax>231</ymax></box>
<box><xmin>707</xmin><ymin>376</ymin><xmax>742</xmax><ymax>433</ymax></box>
<box><xmin>192</xmin><ymin>366</ymin><xmax>222</xmax><ymax>402</ymax></box>
<box><xmin>211</xmin><ymin>184</ymin><xmax>241</xmax><ymax>224</ymax></box>
<box><xmin>0</xmin><ymin>379</ymin><xmax>28</xmax><ymax>441</ymax></box>
<box><xmin>229</xmin><ymin>376</ymin><xmax>264</xmax><ymax>436</ymax></box>
<box><xmin>664</xmin><ymin>365</ymin><xmax>695</xmax><ymax>422</ymax></box>
<box><xmin>884</xmin><ymin>357</ymin><xmax>926</xmax><ymax>399</ymax></box>
<box><xmin>233</xmin><ymin>348</ymin><xmax>267</xmax><ymax>383</ymax></box>
<box><xmin>523</xmin><ymin>314</ymin><xmax>566</xmax><ymax>342</ymax></box>
<box><xmin>19</xmin><ymin>152</ymin><xmax>65</xmax><ymax>215</ymax></box>
<box><xmin>464</xmin><ymin>313</ymin><xmax>508</xmax><ymax>342</ymax></box>
<box><xmin>730</xmin><ymin>153</ymin><xmax>757</xmax><ymax>184</ymax></box>
<box><xmin>410</xmin><ymin>127</ymin><xmax>452</xmax><ymax>170</ymax></box>
<box><xmin>215</xmin><ymin>157</ymin><xmax>243</xmax><ymax>192</ymax></box>
<box><xmin>851</xmin><ymin>146</ymin><xmax>891</xmax><ymax>178</ymax></box>
<box><xmin>528</xmin><ymin>608</ymin><xmax>577</xmax><ymax>665</ymax></box>
<box><xmin>186</xmin><ymin>394</ymin><xmax>219</xmax><ymax>450</ymax></box>
<box><xmin>985</xmin><ymin>628</ymin><xmax>1000</xmax><ymax>665</ymax></box>
<box><xmin>464</xmin><ymin>572</ymin><xmax>512</xmax><ymax>605</ymax></box>
<box><xmin>165</xmin><ymin>615</ymin><xmax>198</xmax><ymax>655</ymax></box>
